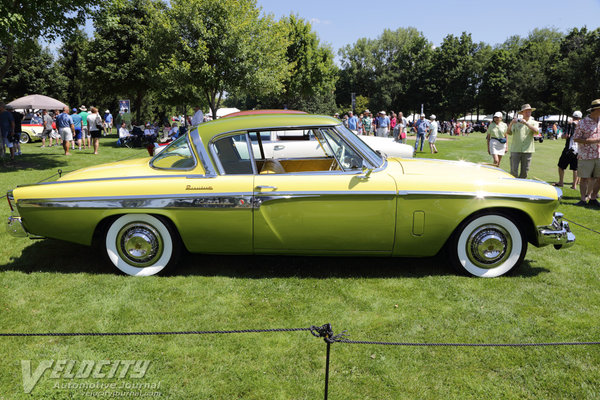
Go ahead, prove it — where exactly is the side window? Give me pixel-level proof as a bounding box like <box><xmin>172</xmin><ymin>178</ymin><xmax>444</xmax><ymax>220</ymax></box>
<box><xmin>213</xmin><ymin>133</ymin><xmax>254</xmax><ymax>175</ymax></box>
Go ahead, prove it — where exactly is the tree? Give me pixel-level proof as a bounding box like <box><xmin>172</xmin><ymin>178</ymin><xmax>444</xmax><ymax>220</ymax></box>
<box><xmin>156</xmin><ymin>0</ymin><xmax>289</xmax><ymax>119</ymax></box>
<box><xmin>479</xmin><ymin>48</ymin><xmax>514</xmax><ymax>114</ymax></box>
<box><xmin>501</xmin><ymin>29</ymin><xmax>563</xmax><ymax>115</ymax></box>
<box><xmin>0</xmin><ymin>0</ymin><xmax>97</xmax><ymax>83</ymax></box>
<box><xmin>56</xmin><ymin>29</ymin><xmax>90</xmax><ymax>108</ymax></box>
<box><xmin>555</xmin><ymin>27</ymin><xmax>600</xmax><ymax>112</ymax></box>
<box><xmin>337</xmin><ymin>28</ymin><xmax>432</xmax><ymax>115</ymax></box>
<box><xmin>0</xmin><ymin>40</ymin><xmax>65</xmax><ymax>102</ymax></box>
<box><xmin>428</xmin><ymin>32</ymin><xmax>479</xmax><ymax>120</ymax></box>
<box><xmin>88</xmin><ymin>0</ymin><xmax>161</xmax><ymax>121</ymax></box>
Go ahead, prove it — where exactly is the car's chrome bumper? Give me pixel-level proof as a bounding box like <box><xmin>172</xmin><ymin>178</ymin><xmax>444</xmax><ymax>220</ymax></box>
<box><xmin>537</xmin><ymin>212</ymin><xmax>575</xmax><ymax>249</ymax></box>
<box><xmin>7</xmin><ymin>215</ymin><xmax>29</xmax><ymax>237</ymax></box>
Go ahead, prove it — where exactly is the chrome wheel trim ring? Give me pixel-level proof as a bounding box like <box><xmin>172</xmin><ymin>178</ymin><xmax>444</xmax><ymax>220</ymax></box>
<box><xmin>466</xmin><ymin>224</ymin><xmax>512</xmax><ymax>269</ymax></box>
<box><xmin>115</xmin><ymin>222</ymin><xmax>164</xmax><ymax>268</ymax></box>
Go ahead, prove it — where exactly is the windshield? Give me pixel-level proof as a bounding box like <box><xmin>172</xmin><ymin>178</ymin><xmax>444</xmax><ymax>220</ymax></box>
<box><xmin>333</xmin><ymin>124</ymin><xmax>384</xmax><ymax>168</ymax></box>
<box><xmin>150</xmin><ymin>134</ymin><xmax>197</xmax><ymax>170</ymax></box>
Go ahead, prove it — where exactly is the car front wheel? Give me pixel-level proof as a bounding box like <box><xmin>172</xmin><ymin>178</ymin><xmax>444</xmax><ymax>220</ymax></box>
<box><xmin>105</xmin><ymin>214</ymin><xmax>180</xmax><ymax>276</ymax></box>
<box><xmin>20</xmin><ymin>132</ymin><xmax>30</xmax><ymax>144</ymax></box>
<box><xmin>449</xmin><ymin>213</ymin><xmax>527</xmax><ymax>278</ymax></box>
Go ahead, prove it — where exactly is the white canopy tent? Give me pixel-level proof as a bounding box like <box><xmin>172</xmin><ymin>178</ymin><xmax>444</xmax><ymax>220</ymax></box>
<box><xmin>215</xmin><ymin>107</ymin><xmax>240</xmax><ymax>118</ymax></box>
<box><xmin>7</xmin><ymin>94</ymin><xmax>67</xmax><ymax>110</ymax></box>
<box><xmin>537</xmin><ymin>114</ymin><xmax>572</xmax><ymax>123</ymax></box>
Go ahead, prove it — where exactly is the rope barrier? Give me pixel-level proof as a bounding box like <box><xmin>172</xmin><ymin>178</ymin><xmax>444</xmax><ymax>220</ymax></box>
<box><xmin>3</xmin><ymin>323</ymin><xmax>599</xmax><ymax>399</ymax></box>
<box><xmin>0</xmin><ymin>327</ymin><xmax>311</xmax><ymax>337</ymax></box>
<box><xmin>564</xmin><ymin>217</ymin><xmax>600</xmax><ymax>235</ymax></box>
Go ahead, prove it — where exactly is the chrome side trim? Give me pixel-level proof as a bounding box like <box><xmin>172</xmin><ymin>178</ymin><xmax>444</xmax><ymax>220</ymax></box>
<box><xmin>254</xmin><ymin>190</ymin><xmax>396</xmax><ymax>207</ymax></box>
<box><xmin>17</xmin><ymin>190</ymin><xmax>397</xmax><ymax>210</ymax></box>
<box><xmin>397</xmin><ymin>190</ymin><xmax>555</xmax><ymax>201</ymax></box>
<box><xmin>536</xmin><ymin>212</ymin><xmax>575</xmax><ymax>248</ymax></box>
<box><xmin>18</xmin><ymin>193</ymin><xmax>255</xmax><ymax>209</ymax></box>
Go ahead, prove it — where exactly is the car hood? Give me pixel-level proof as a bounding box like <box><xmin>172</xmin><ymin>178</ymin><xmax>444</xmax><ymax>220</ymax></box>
<box><xmin>58</xmin><ymin>157</ymin><xmax>156</xmax><ymax>181</ymax></box>
<box><xmin>393</xmin><ymin>158</ymin><xmax>559</xmax><ymax>200</ymax></box>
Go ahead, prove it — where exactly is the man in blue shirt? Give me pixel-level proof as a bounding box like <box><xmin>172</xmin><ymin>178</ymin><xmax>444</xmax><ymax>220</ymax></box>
<box><xmin>56</xmin><ymin>106</ymin><xmax>75</xmax><ymax>155</ymax></box>
<box><xmin>347</xmin><ymin>111</ymin><xmax>359</xmax><ymax>134</ymax></box>
<box><xmin>414</xmin><ymin>113</ymin><xmax>430</xmax><ymax>152</ymax></box>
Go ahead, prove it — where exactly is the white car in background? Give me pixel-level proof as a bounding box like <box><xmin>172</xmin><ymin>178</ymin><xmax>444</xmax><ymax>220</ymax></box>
<box><xmin>249</xmin><ymin>130</ymin><xmax>414</xmax><ymax>159</ymax></box>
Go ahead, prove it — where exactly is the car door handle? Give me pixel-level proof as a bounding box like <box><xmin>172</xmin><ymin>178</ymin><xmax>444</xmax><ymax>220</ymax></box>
<box><xmin>274</xmin><ymin>145</ymin><xmax>285</xmax><ymax>150</ymax></box>
<box><xmin>256</xmin><ymin>185</ymin><xmax>277</xmax><ymax>190</ymax></box>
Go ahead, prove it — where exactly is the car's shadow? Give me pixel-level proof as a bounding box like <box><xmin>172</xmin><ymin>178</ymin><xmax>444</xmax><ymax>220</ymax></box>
<box><xmin>2</xmin><ymin>239</ymin><xmax>549</xmax><ymax>279</ymax></box>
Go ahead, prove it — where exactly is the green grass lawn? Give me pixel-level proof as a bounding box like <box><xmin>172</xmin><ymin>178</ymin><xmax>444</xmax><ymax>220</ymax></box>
<box><xmin>1</xmin><ymin>132</ymin><xmax>599</xmax><ymax>399</ymax></box>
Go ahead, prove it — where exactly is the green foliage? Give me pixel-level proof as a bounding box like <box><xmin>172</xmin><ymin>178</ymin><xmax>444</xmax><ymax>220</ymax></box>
<box><xmin>156</xmin><ymin>0</ymin><xmax>289</xmax><ymax>119</ymax></box>
<box><xmin>337</xmin><ymin>28</ymin><xmax>432</xmax><ymax>116</ymax></box>
<box><xmin>0</xmin><ymin>41</ymin><xmax>64</xmax><ymax>102</ymax></box>
<box><xmin>555</xmin><ymin>27</ymin><xmax>600</xmax><ymax>112</ymax></box>
<box><xmin>0</xmin><ymin>0</ymin><xmax>98</xmax><ymax>82</ymax></box>
<box><xmin>88</xmin><ymin>0</ymin><xmax>162</xmax><ymax>121</ymax></box>
<box><xmin>56</xmin><ymin>30</ymin><xmax>90</xmax><ymax>108</ymax></box>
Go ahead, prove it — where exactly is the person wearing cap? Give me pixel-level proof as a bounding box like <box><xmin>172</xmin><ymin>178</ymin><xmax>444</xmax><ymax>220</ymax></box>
<box><xmin>414</xmin><ymin>113</ymin><xmax>430</xmax><ymax>152</ymax></box>
<box><xmin>103</xmin><ymin>109</ymin><xmax>113</xmax><ymax>136</ymax></box>
<box><xmin>79</xmin><ymin>106</ymin><xmax>90</xmax><ymax>149</ymax></box>
<box><xmin>486</xmin><ymin>112</ymin><xmax>508</xmax><ymax>167</ymax></box>
<box><xmin>375</xmin><ymin>111</ymin><xmax>390</xmax><ymax>138</ymax></box>
<box><xmin>507</xmin><ymin>104</ymin><xmax>539</xmax><ymax>178</ymax></box>
<box><xmin>554</xmin><ymin>110</ymin><xmax>582</xmax><ymax>189</ymax></box>
<box><xmin>572</xmin><ymin>99</ymin><xmax>600</xmax><ymax>207</ymax></box>
<box><xmin>426</xmin><ymin>114</ymin><xmax>439</xmax><ymax>153</ymax></box>
<box><xmin>70</xmin><ymin>108</ymin><xmax>83</xmax><ymax>150</ymax></box>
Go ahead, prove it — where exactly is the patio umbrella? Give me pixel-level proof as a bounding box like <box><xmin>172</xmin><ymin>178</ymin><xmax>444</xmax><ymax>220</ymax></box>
<box><xmin>6</xmin><ymin>94</ymin><xmax>67</xmax><ymax>110</ymax></box>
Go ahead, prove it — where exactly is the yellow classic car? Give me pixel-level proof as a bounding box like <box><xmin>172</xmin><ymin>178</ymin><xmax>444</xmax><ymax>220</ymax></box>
<box><xmin>7</xmin><ymin>114</ymin><xmax>574</xmax><ymax>277</ymax></box>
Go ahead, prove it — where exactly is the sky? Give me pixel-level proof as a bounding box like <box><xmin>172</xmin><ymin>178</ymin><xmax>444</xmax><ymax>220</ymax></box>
<box><xmin>256</xmin><ymin>0</ymin><xmax>600</xmax><ymax>52</ymax></box>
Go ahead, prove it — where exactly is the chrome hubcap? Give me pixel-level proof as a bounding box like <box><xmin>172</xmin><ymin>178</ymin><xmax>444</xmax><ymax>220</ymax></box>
<box><xmin>466</xmin><ymin>224</ymin><xmax>512</xmax><ymax>269</ymax></box>
<box><xmin>116</xmin><ymin>222</ymin><xmax>163</xmax><ymax>267</ymax></box>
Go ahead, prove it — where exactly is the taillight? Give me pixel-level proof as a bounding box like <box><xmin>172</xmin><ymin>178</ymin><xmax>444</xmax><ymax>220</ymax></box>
<box><xmin>6</xmin><ymin>192</ymin><xmax>14</xmax><ymax>212</ymax></box>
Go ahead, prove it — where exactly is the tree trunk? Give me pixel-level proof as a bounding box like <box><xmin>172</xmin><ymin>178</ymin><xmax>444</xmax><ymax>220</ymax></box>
<box><xmin>0</xmin><ymin>42</ymin><xmax>15</xmax><ymax>85</ymax></box>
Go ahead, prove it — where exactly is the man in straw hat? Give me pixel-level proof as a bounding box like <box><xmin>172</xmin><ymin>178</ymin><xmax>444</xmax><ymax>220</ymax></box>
<box><xmin>507</xmin><ymin>104</ymin><xmax>539</xmax><ymax>178</ymax></box>
<box><xmin>572</xmin><ymin>99</ymin><xmax>600</xmax><ymax>208</ymax></box>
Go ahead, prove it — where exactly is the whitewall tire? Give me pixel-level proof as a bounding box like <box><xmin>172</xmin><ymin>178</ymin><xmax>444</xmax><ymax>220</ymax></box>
<box><xmin>105</xmin><ymin>214</ymin><xmax>180</xmax><ymax>276</ymax></box>
<box><xmin>450</xmin><ymin>213</ymin><xmax>527</xmax><ymax>278</ymax></box>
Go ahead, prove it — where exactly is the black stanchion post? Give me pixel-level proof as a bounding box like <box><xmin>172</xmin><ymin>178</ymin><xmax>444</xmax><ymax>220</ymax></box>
<box><xmin>324</xmin><ymin>340</ymin><xmax>331</xmax><ymax>400</ymax></box>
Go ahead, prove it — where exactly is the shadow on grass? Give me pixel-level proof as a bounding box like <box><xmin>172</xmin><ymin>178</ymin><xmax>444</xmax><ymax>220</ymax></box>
<box><xmin>0</xmin><ymin>153</ymin><xmax>68</xmax><ymax>173</ymax></box>
<box><xmin>1</xmin><ymin>239</ymin><xmax>549</xmax><ymax>279</ymax></box>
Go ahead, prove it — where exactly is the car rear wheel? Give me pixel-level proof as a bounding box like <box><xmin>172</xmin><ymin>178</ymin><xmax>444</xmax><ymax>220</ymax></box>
<box><xmin>105</xmin><ymin>214</ymin><xmax>180</xmax><ymax>276</ymax></box>
<box><xmin>449</xmin><ymin>213</ymin><xmax>527</xmax><ymax>278</ymax></box>
<box><xmin>20</xmin><ymin>132</ymin><xmax>30</xmax><ymax>144</ymax></box>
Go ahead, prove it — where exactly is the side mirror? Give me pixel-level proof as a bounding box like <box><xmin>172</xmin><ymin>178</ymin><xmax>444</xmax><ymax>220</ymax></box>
<box><xmin>357</xmin><ymin>167</ymin><xmax>373</xmax><ymax>180</ymax></box>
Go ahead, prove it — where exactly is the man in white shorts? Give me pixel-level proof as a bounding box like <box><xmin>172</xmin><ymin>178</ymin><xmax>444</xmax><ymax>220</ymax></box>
<box><xmin>55</xmin><ymin>106</ymin><xmax>75</xmax><ymax>156</ymax></box>
<box><xmin>572</xmin><ymin>99</ymin><xmax>600</xmax><ymax>208</ymax></box>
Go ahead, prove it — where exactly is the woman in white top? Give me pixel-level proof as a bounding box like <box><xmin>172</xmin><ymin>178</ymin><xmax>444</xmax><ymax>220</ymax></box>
<box><xmin>86</xmin><ymin>106</ymin><xmax>103</xmax><ymax>154</ymax></box>
<box><xmin>486</xmin><ymin>112</ymin><xmax>508</xmax><ymax>167</ymax></box>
